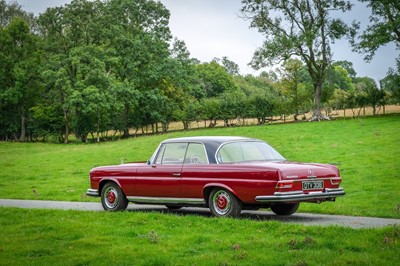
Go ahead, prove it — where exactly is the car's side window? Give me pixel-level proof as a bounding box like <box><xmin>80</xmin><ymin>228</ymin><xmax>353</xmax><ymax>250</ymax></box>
<box><xmin>184</xmin><ymin>143</ymin><xmax>208</xmax><ymax>164</ymax></box>
<box><xmin>217</xmin><ymin>143</ymin><xmax>240</xmax><ymax>163</ymax></box>
<box><xmin>218</xmin><ymin>142</ymin><xmax>263</xmax><ymax>163</ymax></box>
<box><xmin>155</xmin><ymin>143</ymin><xmax>188</xmax><ymax>165</ymax></box>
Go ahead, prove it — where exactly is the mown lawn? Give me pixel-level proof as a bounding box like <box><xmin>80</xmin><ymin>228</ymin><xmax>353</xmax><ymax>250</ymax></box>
<box><xmin>1</xmin><ymin>114</ymin><xmax>399</xmax><ymax>218</ymax></box>
<box><xmin>0</xmin><ymin>207</ymin><xmax>399</xmax><ymax>265</ymax></box>
<box><xmin>1</xmin><ymin>115</ymin><xmax>400</xmax><ymax>265</ymax></box>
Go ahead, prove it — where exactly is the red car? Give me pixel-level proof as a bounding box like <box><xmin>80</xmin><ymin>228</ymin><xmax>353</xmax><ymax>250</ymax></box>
<box><xmin>86</xmin><ymin>136</ymin><xmax>345</xmax><ymax>217</ymax></box>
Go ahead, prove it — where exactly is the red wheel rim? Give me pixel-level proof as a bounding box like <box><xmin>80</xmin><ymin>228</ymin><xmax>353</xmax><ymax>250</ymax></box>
<box><xmin>103</xmin><ymin>187</ymin><xmax>119</xmax><ymax>209</ymax></box>
<box><xmin>216</xmin><ymin>194</ymin><xmax>228</xmax><ymax>209</ymax></box>
<box><xmin>107</xmin><ymin>191</ymin><xmax>116</xmax><ymax>204</ymax></box>
<box><xmin>212</xmin><ymin>190</ymin><xmax>231</xmax><ymax>215</ymax></box>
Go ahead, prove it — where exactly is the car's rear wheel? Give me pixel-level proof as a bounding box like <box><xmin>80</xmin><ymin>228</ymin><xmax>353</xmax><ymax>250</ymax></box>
<box><xmin>209</xmin><ymin>188</ymin><xmax>242</xmax><ymax>217</ymax></box>
<box><xmin>271</xmin><ymin>203</ymin><xmax>299</xmax><ymax>215</ymax></box>
<box><xmin>101</xmin><ymin>182</ymin><xmax>128</xmax><ymax>211</ymax></box>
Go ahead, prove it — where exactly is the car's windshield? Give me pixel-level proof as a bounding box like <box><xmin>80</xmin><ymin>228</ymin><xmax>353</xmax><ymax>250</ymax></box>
<box><xmin>216</xmin><ymin>141</ymin><xmax>285</xmax><ymax>164</ymax></box>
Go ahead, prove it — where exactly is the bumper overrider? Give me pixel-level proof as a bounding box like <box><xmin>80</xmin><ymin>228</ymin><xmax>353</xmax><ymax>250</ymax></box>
<box><xmin>86</xmin><ymin>189</ymin><xmax>99</xmax><ymax>197</ymax></box>
<box><xmin>255</xmin><ymin>188</ymin><xmax>345</xmax><ymax>203</ymax></box>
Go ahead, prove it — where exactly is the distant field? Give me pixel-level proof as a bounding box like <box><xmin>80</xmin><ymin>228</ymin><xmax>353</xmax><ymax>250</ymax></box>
<box><xmin>166</xmin><ymin>104</ymin><xmax>400</xmax><ymax>131</ymax></box>
<box><xmin>0</xmin><ymin>114</ymin><xmax>399</xmax><ymax>218</ymax></box>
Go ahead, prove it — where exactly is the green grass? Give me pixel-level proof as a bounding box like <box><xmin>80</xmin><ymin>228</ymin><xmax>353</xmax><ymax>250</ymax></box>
<box><xmin>0</xmin><ymin>207</ymin><xmax>399</xmax><ymax>266</ymax></box>
<box><xmin>1</xmin><ymin>115</ymin><xmax>400</xmax><ymax>265</ymax></box>
<box><xmin>0</xmin><ymin>114</ymin><xmax>400</xmax><ymax>218</ymax></box>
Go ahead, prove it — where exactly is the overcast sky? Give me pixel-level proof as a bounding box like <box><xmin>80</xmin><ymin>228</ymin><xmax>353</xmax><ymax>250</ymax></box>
<box><xmin>9</xmin><ymin>0</ymin><xmax>399</xmax><ymax>82</ymax></box>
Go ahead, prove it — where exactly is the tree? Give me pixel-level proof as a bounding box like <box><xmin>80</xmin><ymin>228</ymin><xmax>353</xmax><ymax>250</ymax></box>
<box><xmin>248</xmin><ymin>93</ymin><xmax>275</xmax><ymax>124</ymax></box>
<box><xmin>106</xmin><ymin>0</ymin><xmax>172</xmax><ymax>136</ymax></box>
<box><xmin>277</xmin><ymin>59</ymin><xmax>311</xmax><ymax>121</ymax></box>
<box><xmin>219</xmin><ymin>56</ymin><xmax>240</xmax><ymax>76</ymax></box>
<box><xmin>332</xmin><ymin>60</ymin><xmax>357</xmax><ymax>79</ymax></box>
<box><xmin>196</xmin><ymin>61</ymin><xmax>238</xmax><ymax>97</ymax></box>
<box><xmin>38</xmin><ymin>0</ymin><xmax>173</xmax><ymax>141</ymax></box>
<box><xmin>38</xmin><ymin>0</ymin><xmax>107</xmax><ymax>143</ymax></box>
<box><xmin>173</xmin><ymin>96</ymin><xmax>200</xmax><ymax>130</ymax></box>
<box><xmin>327</xmin><ymin>88</ymin><xmax>350</xmax><ymax>117</ymax></box>
<box><xmin>241</xmin><ymin>0</ymin><xmax>356</xmax><ymax>121</ymax></box>
<box><xmin>381</xmin><ymin>58</ymin><xmax>400</xmax><ymax>104</ymax></box>
<box><xmin>0</xmin><ymin>0</ymin><xmax>35</xmax><ymax>29</ymax></box>
<box><xmin>200</xmin><ymin>97</ymin><xmax>220</xmax><ymax>127</ymax></box>
<box><xmin>353</xmin><ymin>77</ymin><xmax>385</xmax><ymax>116</ymax></box>
<box><xmin>0</xmin><ymin>16</ymin><xmax>42</xmax><ymax>141</ymax></box>
<box><xmin>322</xmin><ymin>65</ymin><xmax>354</xmax><ymax>115</ymax></box>
<box><xmin>234</xmin><ymin>73</ymin><xmax>275</xmax><ymax>97</ymax></box>
<box><xmin>354</xmin><ymin>1</ymin><xmax>400</xmax><ymax>61</ymax></box>
<box><xmin>218</xmin><ymin>90</ymin><xmax>247</xmax><ymax>127</ymax></box>
<box><xmin>68</xmin><ymin>44</ymin><xmax>113</xmax><ymax>142</ymax></box>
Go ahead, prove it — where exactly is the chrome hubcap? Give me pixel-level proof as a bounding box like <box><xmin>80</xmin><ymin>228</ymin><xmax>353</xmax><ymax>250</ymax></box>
<box><xmin>104</xmin><ymin>187</ymin><xmax>119</xmax><ymax>209</ymax></box>
<box><xmin>213</xmin><ymin>190</ymin><xmax>231</xmax><ymax>215</ymax></box>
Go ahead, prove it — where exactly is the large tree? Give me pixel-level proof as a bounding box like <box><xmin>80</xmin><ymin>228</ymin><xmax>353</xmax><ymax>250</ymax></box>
<box><xmin>241</xmin><ymin>0</ymin><xmax>356</xmax><ymax>120</ymax></box>
<box><xmin>38</xmin><ymin>0</ymin><xmax>172</xmax><ymax>142</ymax></box>
<box><xmin>0</xmin><ymin>16</ymin><xmax>42</xmax><ymax>141</ymax></box>
<box><xmin>38</xmin><ymin>0</ymin><xmax>106</xmax><ymax>143</ymax></box>
<box><xmin>277</xmin><ymin>59</ymin><xmax>313</xmax><ymax>121</ymax></box>
<box><xmin>354</xmin><ymin>0</ymin><xmax>400</xmax><ymax>61</ymax></box>
<box><xmin>104</xmin><ymin>0</ymin><xmax>171</xmax><ymax>137</ymax></box>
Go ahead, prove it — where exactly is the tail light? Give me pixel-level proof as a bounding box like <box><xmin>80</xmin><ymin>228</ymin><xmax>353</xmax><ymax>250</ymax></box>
<box><xmin>276</xmin><ymin>180</ymin><xmax>293</xmax><ymax>189</ymax></box>
<box><xmin>330</xmin><ymin>177</ymin><xmax>342</xmax><ymax>186</ymax></box>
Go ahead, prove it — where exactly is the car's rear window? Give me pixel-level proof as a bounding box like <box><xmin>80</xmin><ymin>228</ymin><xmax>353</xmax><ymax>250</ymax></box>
<box><xmin>216</xmin><ymin>141</ymin><xmax>285</xmax><ymax>163</ymax></box>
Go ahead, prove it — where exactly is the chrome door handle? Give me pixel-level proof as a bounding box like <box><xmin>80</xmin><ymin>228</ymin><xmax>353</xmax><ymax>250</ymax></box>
<box><xmin>172</xmin><ymin>173</ymin><xmax>181</xmax><ymax>177</ymax></box>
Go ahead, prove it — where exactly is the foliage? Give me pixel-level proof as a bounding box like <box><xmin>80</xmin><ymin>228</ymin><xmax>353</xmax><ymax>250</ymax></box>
<box><xmin>327</xmin><ymin>88</ymin><xmax>350</xmax><ymax>113</ymax></box>
<box><xmin>0</xmin><ymin>15</ymin><xmax>42</xmax><ymax>141</ymax></box>
<box><xmin>353</xmin><ymin>77</ymin><xmax>386</xmax><ymax>115</ymax></box>
<box><xmin>354</xmin><ymin>0</ymin><xmax>400</xmax><ymax>61</ymax></box>
<box><xmin>195</xmin><ymin>61</ymin><xmax>238</xmax><ymax>98</ymax></box>
<box><xmin>332</xmin><ymin>60</ymin><xmax>357</xmax><ymax>79</ymax></box>
<box><xmin>276</xmin><ymin>59</ymin><xmax>313</xmax><ymax>120</ymax></box>
<box><xmin>216</xmin><ymin>56</ymin><xmax>240</xmax><ymax>76</ymax></box>
<box><xmin>35</xmin><ymin>0</ymin><xmax>174</xmax><ymax>142</ymax></box>
<box><xmin>381</xmin><ymin>58</ymin><xmax>400</xmax><ymax>105</ymax></box>
<box><xmin>0</xmin><ymin>0</ymin><xmax>398</xmax><ymax>142</ymax></box>
<box><xmin>241</xmin><ymin>0</ymin><xmax>357</xmax><ymax>120</ymax></box>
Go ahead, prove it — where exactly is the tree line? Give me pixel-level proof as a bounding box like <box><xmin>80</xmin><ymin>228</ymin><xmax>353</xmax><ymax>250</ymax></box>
<box><xmin>0</xmin><ymin>0</ymin><xmax>399</xmax><ymax>143</ymax></box>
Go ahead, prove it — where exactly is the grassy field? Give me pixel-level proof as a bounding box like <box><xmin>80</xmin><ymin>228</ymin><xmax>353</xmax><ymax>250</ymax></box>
<box><xmin>1</xmin><ymin>114</ymin><xmax>399</xmax><ymax>218</ymax></box>
<box><xmin>0</xmin><ymin>207</ymin><xmax>399</xmax><ymax>265</ymax></box>
<box><xmin>1</xmin><ymin>115</ymin><xmax>400</xmax><ymax>265</ymax></box>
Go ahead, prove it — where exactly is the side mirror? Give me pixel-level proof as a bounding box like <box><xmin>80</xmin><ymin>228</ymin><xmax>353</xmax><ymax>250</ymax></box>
<box><xmin>147</xmin><ymin>159</ymin><xmax>151</xmax><ymax>165</ymax></box>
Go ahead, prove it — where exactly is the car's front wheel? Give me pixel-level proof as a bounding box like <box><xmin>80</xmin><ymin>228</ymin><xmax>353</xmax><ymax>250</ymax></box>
<box><xmin>208</xmin><ymin>188</ymin><xmax>242</xmax><ymax>217</ymax></box>
<box><xmin>101</xmin><ymin>182</ymin><xmax>128</xmax><ymax>211</ymax></box>
<box><xmin>271</xmin><ymin>203</ymin><xmax>299</xmax><ymax>215</ymax></box>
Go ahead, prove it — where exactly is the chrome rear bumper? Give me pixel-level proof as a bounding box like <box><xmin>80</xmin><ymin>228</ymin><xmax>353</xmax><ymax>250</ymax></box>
<box><xmin>255</xmin><ymin>188</ymin><xmax>345</xmax><ymax>203</ymax></box>
<box><xmin>86</xmin><ymin>189</ymin><xmax>99</xmax><ymax>197</ymax></box>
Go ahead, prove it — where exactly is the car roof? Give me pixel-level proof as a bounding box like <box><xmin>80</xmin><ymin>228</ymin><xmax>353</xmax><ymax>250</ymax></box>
<box><xmin>161</xmin><ymin>136</ymin><xmax>256</xmax><ymax>145</ymax></box>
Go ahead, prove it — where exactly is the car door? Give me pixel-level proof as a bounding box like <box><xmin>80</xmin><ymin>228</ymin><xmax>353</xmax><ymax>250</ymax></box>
<box><xmin>180</xmin><ymin>143</ymin><xmax>211</xmax><ymax>199</ymax></box>
<box><xmin>135</xmin><ymin>142</ymin><xmax>187</xmax><ymax>197</ymax></box>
